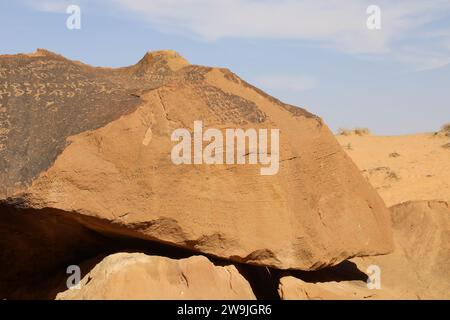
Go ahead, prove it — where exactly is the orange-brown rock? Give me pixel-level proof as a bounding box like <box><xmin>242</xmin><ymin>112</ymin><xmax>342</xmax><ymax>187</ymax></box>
<box><xmin>278</xmin><ymin>200</ymin><xmax>450</xmax><ymax>300</ymax></box>
<box><xmin>1</xmin><ymin>49</ymin><xmax>393</xmax><ymax>272</ymax></box>
<box><xmin>278</xmin><ymin>276</ymin><xmax>387</xmax><ymax>300</ymax></box>
<box><xmin>55</xmin><ymin>253</ymin><xmax>256</xmax><ymax>300</ymax></box>
<box><xmin>352</xmin><ymin>200</ymin><xmax>450</xmax><ymax>299</ymax></box>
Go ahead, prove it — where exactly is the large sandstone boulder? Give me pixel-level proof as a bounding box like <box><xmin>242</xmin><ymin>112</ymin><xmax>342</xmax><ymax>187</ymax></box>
<box><xmin>0</xmin><ymin>49</ymin><xmax>393</xmax><ymax>272</ymax></box>
<box><xmin>56</xmin><ymin>253</ymin><xmax>256</xmax><ymax>300</ymax></box>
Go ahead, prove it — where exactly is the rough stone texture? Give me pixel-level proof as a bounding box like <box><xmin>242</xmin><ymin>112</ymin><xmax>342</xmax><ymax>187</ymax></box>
<box><xmin>279</xmin><ymin>201</ymin><xmax>450</xmax><ymax>300</ymax></box>
<box><xmin>56</xmin><ymin>253</ymin><xmax>256</xmax><ymax>300</ymax></box>
<box><xmin>352</xmin><ymin>200</ymin><xmax>450</xmax><ymax>299</ymax></box>
<box><xmin>1</xmin><ymin>49</ymin><xmax>393</xmax><ymax>271</ymax></box>
<box><xmin>278</xmin><ymin>276</ymin><xmax>386</xmax><ymax>300</ymax></box>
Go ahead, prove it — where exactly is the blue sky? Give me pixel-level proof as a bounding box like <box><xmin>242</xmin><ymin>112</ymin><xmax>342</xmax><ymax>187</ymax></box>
<box><xmin>1</xmin><ymin>0</ymin><xmax>450</xmax><ymax>134</ymax></box>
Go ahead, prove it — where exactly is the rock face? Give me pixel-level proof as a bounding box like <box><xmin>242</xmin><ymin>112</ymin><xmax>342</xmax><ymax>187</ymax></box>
<box><xmin>56</xmin><ymin>253</ymin><xmax>256</xmax><ymax>300</ymax></box>
<box><xmin>352</xmin><ymin>200</ymin><xmax>450</xmax><ymax>299</ymax></box>
<box><xmin>0</xmin><ymin>49</ymin><xmax>393</xmax><ymax>272</ymax></box>
<box><xmin>278</xmin><ymin>276</ymin><xmax>385</xmax><ymax>300</ymax></box>
<box><xmin>278</xmin><ymin>200</ymin><xmax>450</xmax><ymax>300</ymax></box>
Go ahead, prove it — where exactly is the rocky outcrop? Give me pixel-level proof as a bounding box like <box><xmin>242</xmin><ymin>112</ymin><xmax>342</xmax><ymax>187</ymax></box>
<box><xmin>278</xmin><ymin>276</ymin><xmax>385</xmax><ymax>300</ymax></box>
<box><xmin>56</xmin><ymin>253</ymin><xmax>255</xmax><ymax>300</ymax></box>
<box><xmin>352</xmin><ymin>200</ymin><xmax>450</xmax><ymax>299</ymax></box>
<box><xmin>0</xmin><ymin>49</ymin><xmax>393</xmax><ymax>276</ymax></box>
<box><xmin>278</xmin><ymin>200</ymin><xmax>450</xmax><ymax>300</ymax></box>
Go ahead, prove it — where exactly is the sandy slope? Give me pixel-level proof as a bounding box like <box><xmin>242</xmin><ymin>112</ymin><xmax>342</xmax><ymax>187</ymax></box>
<box><xmin>336</xmin><ymin>133</ymin><xmax>450</xmax><ymax>206</ymax></box>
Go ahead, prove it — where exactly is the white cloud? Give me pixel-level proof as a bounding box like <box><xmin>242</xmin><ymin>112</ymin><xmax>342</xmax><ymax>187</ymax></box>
<box><xmin>27</xmin><ymin>0</ymin><xmax>75</xmax><ymax>13</ymax></box>
<box><xmin>255</xmin><ymin>75</ymin><xmax>318</xmax><ymax>92</ymax></box>
<box><xmin>396</xmin><ymin>49</ymin><xmax>450</xmax><ymax>71</ymax></box>
<box><xmin>110</xmin><ymin>1</ymin><xmax>448</xmax><ymax>50</ymax></box>
<box><xmin>24</xmin><ymin>0</ymin><xmax>450</xmax><ymax>70</ymax></box>
<box><xmin>111</xmin><ymin>0</ymin><xmax>386</xmax><ymax>53</ymax></box>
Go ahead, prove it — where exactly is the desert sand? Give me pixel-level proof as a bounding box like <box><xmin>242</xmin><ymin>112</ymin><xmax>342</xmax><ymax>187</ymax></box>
<box><xmin>337</xmin><ymin>131</ymin><xmax>450</xmax><ymax>206</ymax></box>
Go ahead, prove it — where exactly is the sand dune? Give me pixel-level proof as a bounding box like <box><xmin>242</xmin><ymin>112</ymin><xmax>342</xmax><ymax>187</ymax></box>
<box><xmin>337</xmin><ymin>132</ymin><xmax>450</xmax><ymax>206</ymax></box>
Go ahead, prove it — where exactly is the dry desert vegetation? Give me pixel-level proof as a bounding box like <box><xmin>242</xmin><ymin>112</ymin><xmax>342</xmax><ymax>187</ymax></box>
<box><xmin>0</xmin><ymin>49</ymin><xmax>448</xmax><ymax>300</ymax></box>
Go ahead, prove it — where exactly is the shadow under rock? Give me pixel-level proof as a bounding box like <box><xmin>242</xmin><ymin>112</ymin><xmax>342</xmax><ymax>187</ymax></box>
<box><xmin>1</xmin><ymin>200</ymin><xmax>368</xmax><ymax>300</ymax></box>
<box><xmin>278</xmin><ymin>260</ymin><xmax>369</xmax><ymax>284</ymax></box>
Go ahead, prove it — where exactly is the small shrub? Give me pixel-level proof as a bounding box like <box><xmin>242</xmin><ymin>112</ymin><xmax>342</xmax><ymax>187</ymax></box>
<box><xmin>354</xmin><ymin>128</ymin><xmax>370</xmax><ymax>136</ymax></box>
<box><xmin>387</xmin><ymin>171</ymin><xmax>400</xmax><ymax>180</ymax></box>
<box><xmin>441</xmin><ymin>123</ymin><xmax>450</xmax><ymax>136</ymax></box>
<box><xmin>337</xmin><ymin>127</ymin><xmax>370</xmax><ymax>136</ymax></box>
<box><xmin>338</xmin><ymin>128</ymin><xmax>352</xmax><ymax>136</ymax></box>
<box><xmin>343</xmin><ymin>143</ymin><xmax>353</xmax><ymax>150</ymax></box>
